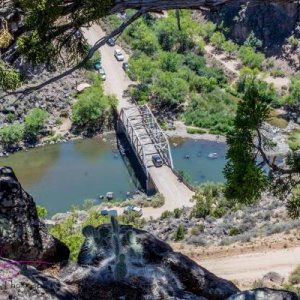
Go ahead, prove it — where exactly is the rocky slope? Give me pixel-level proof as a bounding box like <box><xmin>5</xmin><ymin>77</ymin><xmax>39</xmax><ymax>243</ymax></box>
<box><xmin>0</xmin><ymin>167</ymin><xmax>298</xmax><ymax>299</ymax></box>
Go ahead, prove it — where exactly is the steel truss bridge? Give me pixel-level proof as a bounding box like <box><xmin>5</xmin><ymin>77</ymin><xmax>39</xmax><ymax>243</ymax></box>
<box><xmin>119</xmin><ymin>104</ymin><xmax>173</xmax><ymax>177</ymax></box>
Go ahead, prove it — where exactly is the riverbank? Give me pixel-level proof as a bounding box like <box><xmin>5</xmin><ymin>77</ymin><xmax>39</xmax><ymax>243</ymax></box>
<box><xmin>165</xmin><ymin>121</ymin><xmax>226</xmax><ymax>142</ymax></box>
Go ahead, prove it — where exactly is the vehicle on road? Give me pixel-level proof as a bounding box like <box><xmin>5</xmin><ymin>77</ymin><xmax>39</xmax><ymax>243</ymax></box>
<box><xmin>100</xmin><ymin>209</ymin><xmax>118</xmax><ymax>216</ymax></box>
<box><xmin>152</xmin><ymin>154</ymin><xmax>163</xmax><ymax>167</ymax></box>
<box><xmin>107</xmin><ymin>38</ymin><xmax>115</xmax><ymax>46</ymax></box>
<box><xmin>114</xmin><ymin>49</ymin><xmax>125</xmax><ymax>61</ymax></box>
<box><xmin>124</xmin><ymin>205</ymin><xmax>142</xmax><ymax>216</ymax></box>
<box><xmin>98</xmin><ymin>68</ymin><xmax>106</xmax><ymax>81</ymax></box>
<box><xmin>94</xmin><ymin>60</ymin><xmax>102</xmax><ymax>70</ymax></box>
<box><xmin>122</xmin><ymin>62</ymin><xmax>129</xmax><ymax>72</ymax></box>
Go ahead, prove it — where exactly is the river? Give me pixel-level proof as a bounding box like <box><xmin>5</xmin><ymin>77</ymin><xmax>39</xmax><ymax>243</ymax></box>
<box><xmin>0</xmin><ymin>135</ymin><xmax>227</xmax><ymax>216</ymax></box>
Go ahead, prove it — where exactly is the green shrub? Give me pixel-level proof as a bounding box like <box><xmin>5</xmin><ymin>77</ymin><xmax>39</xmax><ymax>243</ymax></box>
<box><xmin>174</xmin><ymin>208</ymin><xmax>183</xmax><ymax>219</ymax></box>
<box><xmin>210</xmin><ymin>31</ymin><xmax>226</xmax><ymax>50</ymax></box>
<box><xmin>151</xmin><ymin>193</ymin><xmax>165</xmax><ymax>208</ymax></box>
<box><xmin>0</xmin><ymin>124</ymin><xmax>24</xmax><ymax>148</ymax></box>
<box><xmin>36</xmin><ymin>205</ymin><xmax>48</xmax><ymax>219</ymax></box>
<box><xmin>190</xmin><ymin>224</ymin><xmax>205</xmax><ymax>235</ymax></box>
<box><xmin>184</xmin><ymin>88</ymin><xmax>237</xmax><ymax>135</ymax></box>
<box><xmin>186</xmin><ymin>127</ymin><xmax>207</xmax><ymax>134</ymax></box>
<box><xmin>24</xmin><ymin>108</ymin><xmax>48</xmax><ymax>141</ymax></box>
<box><xmin>288</xmin><ymin>35</ymin><xmax>299</xmax><ymax>51</ymax></box>
<box><xmin>229</xmin><ymin>227</ymin><xmax>241</xmax><ymax>236</ymax></box>
<box><xmin>238</xmin><ymin>46</ymin><xmax>265</xmax><ymax>69</ymax></box>
<box><xmin>222</xmin><ymin>40</ymin><xmax>239</xmax><ymax>56</ymax></box>
<box><xmin>173</xmin><ymin>224</ymin><xmax>187</xmax><ymax>241</ymax></box>
<box><xmin>289</xmin><ymin>265</ymin><xmax>300</xmax><ymax>284</ymax></box>
<box><xmin>160</xmin><ymin>210</ymin><xmax>174</xmax><ymax>220</ymax></box>
<box><xmin>244</xmin><ymin>31</ymin><xmax>263</xmax><ymax>49</ymax></box>
<box><xmin>72</xmin><ymin>79</ymin><xmax>117</xmax><ymax>130</ymax></box>
<box><xmin>270</xmin><ymin>69</ymin><xmax>285</xmax><ymax>78</ymax></box>
<box><xmin>288</xmin><ymin>132</ymin><xmax>300</xmax><ymax>151</ymax></box>
<box><xmin>198</xmin><ymin>22</ymin><xmax>216</xmax><ymax>40</ymax></box>
<box><xmin>286</xmin><ymin>76</ymin><xmax>300</xmax><ymax>105</ymax></box>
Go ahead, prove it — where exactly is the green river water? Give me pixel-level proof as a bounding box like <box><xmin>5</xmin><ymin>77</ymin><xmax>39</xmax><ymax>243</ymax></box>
<box><xmin>0</xmin><ymin>135</ymin><xmax>227</xmax><ymax>216</ymax></box>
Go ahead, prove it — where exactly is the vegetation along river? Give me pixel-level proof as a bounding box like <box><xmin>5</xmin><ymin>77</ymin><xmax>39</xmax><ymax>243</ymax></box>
<box><xmin>0</xmin><ymin>135</ymin><xmax>227</xmax><ymax>216</ymax></box>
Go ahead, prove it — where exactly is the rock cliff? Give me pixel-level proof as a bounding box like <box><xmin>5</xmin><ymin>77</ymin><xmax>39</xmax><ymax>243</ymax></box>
<box><xmin>200</xmin><ymin>0</ymin><xmax>300</xmax><ymax>55</ymax></box>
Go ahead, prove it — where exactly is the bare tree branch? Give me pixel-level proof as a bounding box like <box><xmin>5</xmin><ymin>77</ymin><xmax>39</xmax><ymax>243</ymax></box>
<box><xmin>0</xmin><ymin>9</ymin><xmax>145</xmax><ymax>101</ymax></box>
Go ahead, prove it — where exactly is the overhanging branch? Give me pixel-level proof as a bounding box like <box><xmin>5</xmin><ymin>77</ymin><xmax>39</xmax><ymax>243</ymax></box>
<box><xmin>1</xmin><ymin>9</ymin><xmax>145</xmax><ymax>100</ymax></box>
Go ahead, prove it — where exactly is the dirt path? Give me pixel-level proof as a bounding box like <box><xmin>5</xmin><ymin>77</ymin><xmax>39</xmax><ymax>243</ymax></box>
<box><xmin>205</xmin><ymin>45</ymin><xmax>290</xmax><ymax>90</ymax></box>
<box><xmin>198</xmin><ymin>246</ymin><xmax>300</xmax><ymax>288</ymax></box>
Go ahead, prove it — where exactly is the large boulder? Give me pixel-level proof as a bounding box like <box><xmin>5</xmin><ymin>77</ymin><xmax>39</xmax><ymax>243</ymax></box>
<box><xmin>226</xmin><ymin>288</ymin><xmax>298</xmax><ymax>300</ymax></box>
<box><xmin>76</xmin><ymin>223</ymin><xmax>239</xmax><ymax>299</ymax></box>
<box><xmin>0</xmin><ymin>166</ymin><xmax>69</xmax><ymax>265</ymax></box>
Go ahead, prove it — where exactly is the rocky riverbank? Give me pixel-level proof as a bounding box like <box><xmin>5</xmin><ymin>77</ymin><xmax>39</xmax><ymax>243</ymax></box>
<box><xmin>0</xmin><ymin>166</ymin><xmax>298</xmax><ymax>300</ymax></box>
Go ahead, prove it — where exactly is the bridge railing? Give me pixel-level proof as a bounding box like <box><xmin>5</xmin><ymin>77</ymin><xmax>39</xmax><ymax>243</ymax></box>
<box><xmin>137</xmin><ymin>104</ymin><xmax>174</xmax><ymax>169</ymax></box>
<box><xmin>119</xmin><ymin>107</ymin><xmax>148</xmax><ymax>176</ymax></box>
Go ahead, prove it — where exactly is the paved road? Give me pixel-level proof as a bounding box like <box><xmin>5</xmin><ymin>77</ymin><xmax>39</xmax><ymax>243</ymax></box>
<box><xmin>83</xmin><ymin>24</ymin><xmax>194</xmax><ymax>215</ymax></box>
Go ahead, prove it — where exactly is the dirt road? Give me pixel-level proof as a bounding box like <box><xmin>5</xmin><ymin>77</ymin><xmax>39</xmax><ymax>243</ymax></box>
<box><xmin>82</xmin><ymin>25</ymin><xmax>133</xmax><ymax>110</ymax></box>
<box><xmin>200</xmin><ymin>246</ymin><xmax>300</xmax><ymax>288</ymax></box>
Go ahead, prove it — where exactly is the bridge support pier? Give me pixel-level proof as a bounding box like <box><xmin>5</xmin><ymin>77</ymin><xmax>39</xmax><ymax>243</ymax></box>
<box><xmin>146</xmin><ymin>174</ymin><xmax>156</xmax><ymax>196</ymax></box>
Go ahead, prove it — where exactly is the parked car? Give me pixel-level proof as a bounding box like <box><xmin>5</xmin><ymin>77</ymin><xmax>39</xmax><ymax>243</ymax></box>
<box><xmin>107</xmin><ymin>37</ymin><xmax>115</xmax><ymax>46</ymax></box>
<box><xmin>100</xmin><ymin>209</ymin><xmax>118</xmax><ymax>216</ymax></box>
<box><xmin>114</xmin><ymin>49</ymin><xmax>124</xmax><ymax>61</ymax></box>
<box><xmin>98</xmin><ymin>68</ymin><xmax>106</xmax><ymax>81</ymax></box>
<box><xmin>122</xmin><ymin>62</ymin><xmax>129</xmax><ymax>72</ymax></box>
<box><xmin>94</xmin><ymin>60</ymin><xmax>102</xmax><ymax>70</ymax></box>
<box><xmin>152</xmin><ymin>154</ymin><xmax>163</xmax><ymax>167</ymax></box>
<box><xmin>123</xmin><ymin>205</ymin><xmax>142</xmax><ymax>216</ymax></box>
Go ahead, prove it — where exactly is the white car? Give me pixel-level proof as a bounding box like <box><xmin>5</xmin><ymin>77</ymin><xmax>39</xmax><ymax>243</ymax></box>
<box><xmin>114</xmin><ymin>49</ymin><xmax>124</xmax><ymax>61</ymax></box>
<box><xmin>98</xmin><ymin>68</ymin><xmax>106</xmax><ymax>81</ymax></box>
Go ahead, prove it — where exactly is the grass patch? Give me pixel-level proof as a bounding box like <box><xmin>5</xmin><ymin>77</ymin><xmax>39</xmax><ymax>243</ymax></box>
<box><xmin>268</xmin><ymin>109</ymin><xmax>288</xmax><ymax>129</ymax></box>
<box><xmin>288</xmin><ymin>131</ymin><xmax>300</xmax><ymax>151</ymax></box>
<box><xmin>186</xmin><ymin>127</ymin><xmax>207</xmax><ymax>134</ymax></box>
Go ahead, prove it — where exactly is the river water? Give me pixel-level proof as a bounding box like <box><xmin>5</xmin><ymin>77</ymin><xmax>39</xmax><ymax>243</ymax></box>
<box><xmin>0</xmin><ymin>135</ymin><xmax>227</xmax><ymax>216</ymax></box>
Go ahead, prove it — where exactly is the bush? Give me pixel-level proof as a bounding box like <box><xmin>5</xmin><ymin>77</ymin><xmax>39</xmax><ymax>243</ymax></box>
<box><xmin>151</xmin><ymin>193</ymin><xmax>165</xmax><ymax>208</ymax></box>
<box><xmin>184</xmin><ymin>88</ymin><xmax>237</xmax><ymax>135</ymax></box>
<box><xmin>36</xmin><ymin>205</ymin><xmax>48</xmax><ymax>219</ymax></box>
<box><xmin>288</xmin><ymin>132</ymin><xmax>300</xmax><ymax>151</ymax></box>
<box><xmin>198</xmin><ymin>22</ymin><xmax>216</xmax><ymax>40</ymax></box>
<box><xmin>289</xmin><ymin>265</ymin><xmax>300</xmax><ymax>284</ymax></box>
<box><xmin>160</xmin><ymin>210</ymin><xmax>173</xmax><ymax>220</ymax></box>
<box><xmin>150</xmin><ymin>71</ymin><xmax>189</xmax><ymax>108</ymax></box>
<box><xmin>244</xmin><ymin>31</ymin><xmax>263</xmax><ymax>49</ymax></box>
<box><xmin>222</xmin><ymin>40</ymin><xmax>239</xmax><ymax>57</ymax></box>
<box><xmin>238</xmin><ymin>46</ymin><xmax>265</xmax><ymax>69</ymax></box>
<box><xmin>286</xmin><ymin>76</ymin><xmax>300</xmax><ymax>105</ymax></box>
<box><xmin>0</xmin><ymin>124</ymin><xmax>24</xmax><ymax>148</ymax></box>
<box><xmin>190</xmin><ymin>224</ymin><xmax>205</xmax><ymax>235</ymax></box>
<box><xmin>186</xmin><ymin>127</ymin><xmax>207</xmax><ymax>134</ymax></box>
<box><xmin>72</xmin><ymin>79</ymin><xmax>117</xmax><ymax>131</ymax></box>
<box><xmin>173</xmin><ymin>224</ymin><xmax>187</xmax><ymax>241</ymax></box>
<box><xmin>174</xmin><ymin>208</ymin><xmax>183</xmax><ymax>218</ymax></box>
<box><xmin>210</xmin><ymin>31</ymin><xmax>225</xmax><ymax>50</ymax></box>
<box><xmin>24</xmin><ymin>108</ymin><xmax>48</xmax><ymax>141</ymax></box>
<box><xmin>229</xmin><ymin>227</ymin><xmax>241</xmax><ymax>236</ymax></box>
<box><xmin>270</xmin><ymin>69</ymin><xmax>285</xmax><ymax>78</ymax></box>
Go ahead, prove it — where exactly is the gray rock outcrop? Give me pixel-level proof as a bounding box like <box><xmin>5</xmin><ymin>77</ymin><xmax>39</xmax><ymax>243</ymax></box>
<box><xmin>0</xmin><ymin>166</ymin><xmax>69</xmax><ymax>265</ymax></box>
